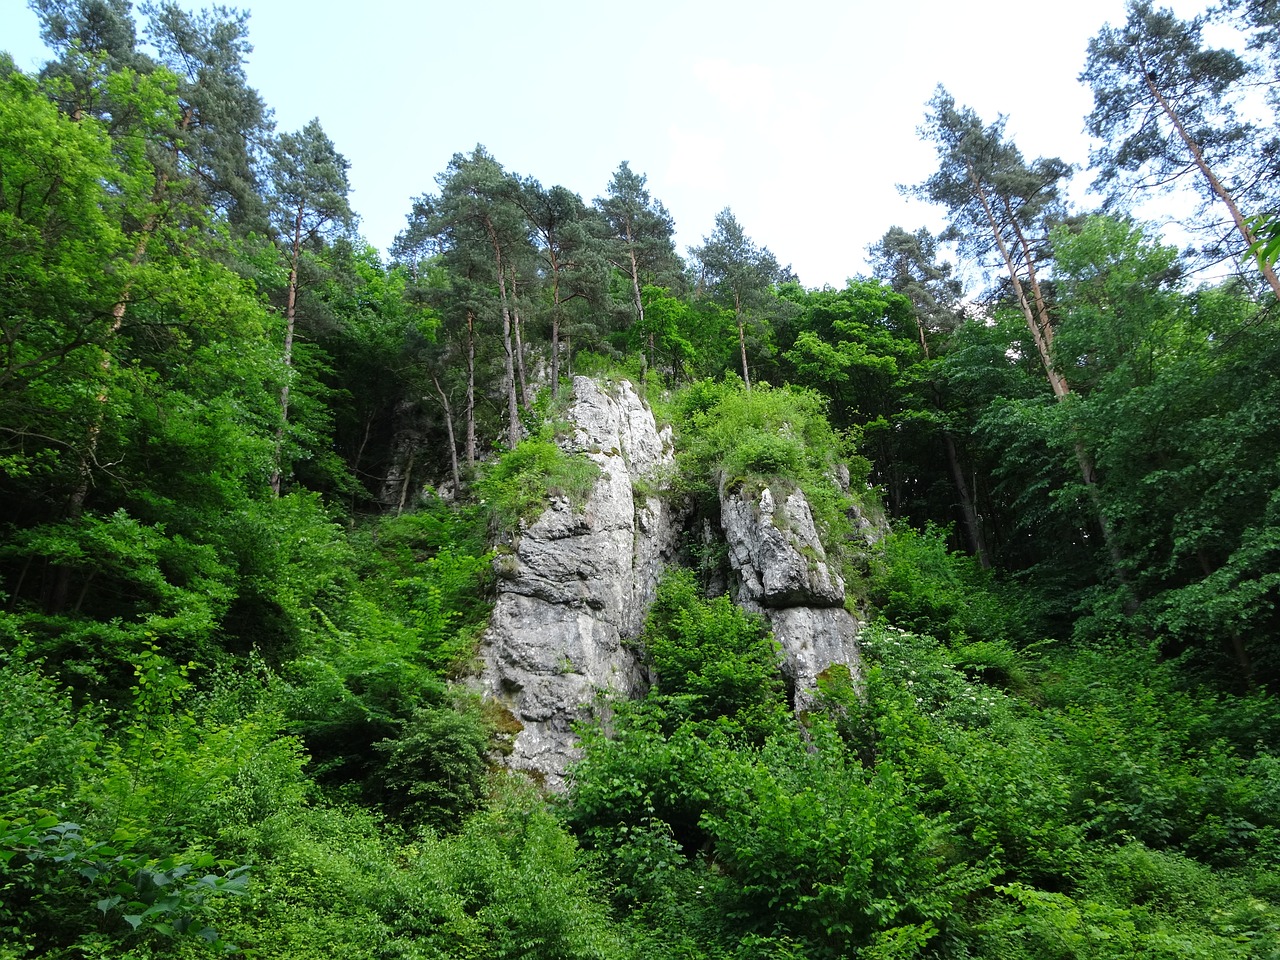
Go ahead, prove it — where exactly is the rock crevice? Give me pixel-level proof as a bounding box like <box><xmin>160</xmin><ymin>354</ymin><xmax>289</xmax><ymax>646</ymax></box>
<box><xmin>718</xmin><ymin>476</ymin><xmax>862</xmax><ymax>712</ymax></box>
<box><xmin>478</xmin><ymin>377</ymin><xmax>868</xmax><ymax>787</ymax></box>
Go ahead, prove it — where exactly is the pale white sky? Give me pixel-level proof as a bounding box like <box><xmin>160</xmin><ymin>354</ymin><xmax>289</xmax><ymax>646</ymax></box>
<box><xmin>1</xmin><ymin>0</ymin><xmax>1214</xmax><ymax>289</ymax></box>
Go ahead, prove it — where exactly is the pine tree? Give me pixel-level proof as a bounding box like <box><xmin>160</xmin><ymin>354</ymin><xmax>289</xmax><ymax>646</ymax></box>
<box><xmin>265</xmin><ymin>119</ymin><xmax>355</xmax><ymax>495</ymax></box>
<box><xmin>691</xmin><ymin>208</ymin><xmax>782</xmax><ymax>389</ymax></box>
<box><xmin>1084</xmin><ymin>0</ymin><xmax>1280</xmax><ymax>296</ymax></box>
<box><xmin>595</xmin><ymin>162</ymin><xmax>683</xmax><ymax>337</ymax></box>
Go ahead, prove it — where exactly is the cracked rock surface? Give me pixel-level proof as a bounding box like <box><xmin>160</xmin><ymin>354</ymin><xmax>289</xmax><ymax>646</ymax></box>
<box><xmin>477</xmin><ymin>377</ymin><xmax>680</xmax><ymax>789</ymax></box>
<box><xmin>719</xmin><ymin>477</ymin><xmax>862</xmax><ymax>712</ymax></box>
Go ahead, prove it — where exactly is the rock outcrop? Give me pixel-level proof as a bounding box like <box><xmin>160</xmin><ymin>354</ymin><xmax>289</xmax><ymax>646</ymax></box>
<box><xmin>477</xmin><ymin>377</ymin><xmax>680</xmax><ymax>789</ymax></box>
<box><xmin>719</xmin><ymin>477</ymin><xmax>862</xmax><ymax>711</ymax></box>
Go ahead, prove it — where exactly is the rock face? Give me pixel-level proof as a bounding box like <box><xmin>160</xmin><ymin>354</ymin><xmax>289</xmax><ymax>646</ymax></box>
<box><xmin>478</xmin><ymin>377</ymin><xmax>680</xmax><ymax>789</ymax></box>
<box><xmin>719</xmin><ymin>477</ymin><xmax>862</xmax><ymax>711</ymax></box>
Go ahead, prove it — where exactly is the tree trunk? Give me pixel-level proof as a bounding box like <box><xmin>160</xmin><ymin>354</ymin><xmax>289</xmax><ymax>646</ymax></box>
<box><xmin>484</xmin><ymin>217</ymin><xmax>521</xmax><ymax>448</ymax></box>
<box><xmin>942</xmin><ymin>431</ymin><xmax>991</xmax><ymax>569</ymax></box>
<box><xmin>914</xmin><ymin>313</ymin><xmax>929</xmax><ymax>356</ymax></box>
<box><xmin>550</xmin><ymin>264</ymin><xmax>562</xmax><ymax>399</ymax></box>
<box><xmin>64</xmin><ymin>200</ymin><xmax>163</xmax><ymax>521</ymax></box>
<box><xmin>511</xmin><ymin>280</ymin><xmax>531</xmax><ymax>409</ymax></box>
<box><xmin>433</xmin><ymin>375</ymin><xmax>462</xmax><ymax>500</ymax></box>
<box><xmin>271</xmin><ymin>199</ymin><xmax>306</xmax><ymax>496</ymax></box>
<box><xmin>351</xmin><ymin>410</ymin><xmax>375</xmax><ymax>511</ymax></box>
<box><xmin>626</xmin><ymin>221</ymin><xmax>645</xmax><ymax>329</ymax></box>
<box><xmin>397</xmin><ymin>448</ymin><xmax>416</xmax><ymax>516</ymax></box>
<box><xmin>968</xmin><ymin>163</ymin><xmax>1132</xmax><ymax>595</ymax></box>
<box><xmin>1141</xmin><ymin>68</ymin><xmax>1280</xmax><ymax>299</ymax></box>
<box><xmin>918</xmin><ymin>319</ymin><xmax>990</xmax><ymax>565</ymax></box>
<box><xmin>967</xmin><ymin>164</ymin><xmax>1066</xmax><ymax>396</ymax></box>
<box><xmin>465</xmin><ymin>311</ymin><xmax>476</xmax><ymax>468</ymax></box>
<box><xmin>735</xmin><ymin>292</ymin><xmax>751</xmax><ymax>390</ymax></box>
<box><xmin>56</xmin><ymin>179</ymin><xmax>169</xmax><ymax>609</ymax></box>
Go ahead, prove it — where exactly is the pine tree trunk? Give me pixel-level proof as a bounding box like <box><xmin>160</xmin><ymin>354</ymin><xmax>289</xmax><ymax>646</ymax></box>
<box><xmin>550</xmin><ymin>268</ymin><xmax>561</xmax><ymax>399</ymax></box>
<box><xmin>511</xmin><ymin>287</ymin><xmax>531</xmax><ymax>408</ymax></box>
<box><xmin>971</xmin><ymin>170</ymin><xmax>1066</xmax><ymax>396</ymax></box>
<box><xmin>465</xmin><ymin>312</ymin><xmax>476</xmax><ymax>468</ymax></box>
<box><xmin>1141</xmin><ymin>69</ymin><xmax>1280</xmax><ymax>299</ymax></box>
<box><xmin>484</xmin><ymin>217</ymin><xmax>521</xmax><ymax>448</ymax></box>
<box><xmin>271</xmin><ymin>200</ymin><xmax>306</xmax><ymax>497</ymax></box>
<box><xmin>434</xmin><ymin>375</ymin><xmax>461</xmax><ymax>500</ymax></box>
<box><xmin>968</xmin><ymin>163</ymin><xmax>1131</xmax><ymax>594</ymax></box>
<box><xmin>626</xmin><ymin>221</ymin><xmax>645</xmax><ymax>329</ymax></box>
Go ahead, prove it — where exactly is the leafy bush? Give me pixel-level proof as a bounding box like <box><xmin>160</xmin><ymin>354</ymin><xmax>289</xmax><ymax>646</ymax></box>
<box><xmin>848</xmin><ymin>623</ymin><xmax>1280</xmax><ymax>956</ymax></box>
<box><xmin>0</xmin><ymin>817</ymin><xmax>249</xmax><ymax>954</ymax></box>
<box><xmin>701</xmin><ymin>733</ymin><xmax>973</xmax><ymax>959</ymax></box>
<box><xmin>0</xmin><ymin>646</ymin><xmax>297</xmax><ymax>957</ymax></box>
<box><xmin>474</xmin><ymin>430</ymin><xmax>600</xmax><ymax>541</ymax></box>
<box><xmin>208</xmin><ymin>778</ymin><xmax>630</xmax><ymax>959</ymax></box>
<box><xmin>641</xmin><ymin>568</ymin><xmax>788</xmax><ymax>741</ymax></box>
<box><xmin>868</xmin><ymin>523</ymin><xmax>1028</xmax><ymax>646</ymax></box>
<box><xmin>373</xmin><ymin>699</ymin><xmax>489</xmax><ymax>832</ymax></box>
<box><xmin>271</xmin><ymin>497</ymin><xmax>495</xmax><ymax>803</ymax></box>
<box><xmin>672</xmin><ymin>379</ymin><xmax>868</xmax><ymax>558</ymax></box>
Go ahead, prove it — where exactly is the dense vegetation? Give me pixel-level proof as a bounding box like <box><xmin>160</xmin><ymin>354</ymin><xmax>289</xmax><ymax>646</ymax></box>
<box><xmin>2</xmin><ymin>0</ymin><xmax>1279</xmax><ymax>956</ymax></box>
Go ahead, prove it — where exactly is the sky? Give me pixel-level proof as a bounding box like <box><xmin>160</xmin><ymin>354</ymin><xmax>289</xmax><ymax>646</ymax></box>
<box><xmin>0</xmin><ymin>0</ymin><xmax>1214</xmax><ymax>289</ymax></box>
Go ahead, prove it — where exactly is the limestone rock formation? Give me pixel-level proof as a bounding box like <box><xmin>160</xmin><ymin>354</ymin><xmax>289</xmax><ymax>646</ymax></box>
<box><xmin>719</xmin><ymin>476</ymin><xmax>862</xmax><ymax>711</ymax></box>
<box><xmin>478</xmin><ymin>377</ymin><xmax>680</xmax><ymax>789</ymax></box>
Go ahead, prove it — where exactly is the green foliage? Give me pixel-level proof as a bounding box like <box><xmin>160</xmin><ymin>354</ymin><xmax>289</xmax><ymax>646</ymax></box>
<box><xmin>1044</xmin><ymin>217</ymin><xmax>1280</xmax><ymax>677</ymax></box>
<box><xmin>567</xmin><ymin>568</ymin><xmax>797</xmax><ymax>874</ymax></box>
<box><xmin>205</xmin><ymin>781</ymin><xmax>629</xmax><ymax>960</ymax></box>
<box><xmin>5</xmin><ymin>15</ymin><xmax>1280</xmax><ymax>959</ymax></box>
<box><xmin>0</xmin><ymin>647</ymin><xmax>291</xmax><ymax>956</ymax></box>
<box><xmin>672</xmin><ymin>378</ymin><xmax>867</xmax><ymax>558</ymax></box>
<box><xmin>634</xmin><ymin>285</ymin><xmax>698</xmax><ymax>379</ymax></box>
<box><xmin>641</xmin><ymin>568</ymin><xmax>788</xmax><ymax>741</ymax></box>
<box><xmin>475</xmin><ymin>429</ymin><xmax>600</xmax><ymax>540</ymax></box>
<box><xmin>868</xmin><ymin>523</ymin><xmax>1029</xmax><ymax>647</ymax></box>
<box><xmin>0</xmin><ymin>511</ymin><xmax>232</xmax><ymax>692</ymax></box>
<box><xmin>373</xmin><ymin>699</ymin><xmax>488</xmax><ymax>832</ymax></box>
<box><xmin>570</xmin><ymin>603</ymin><xmax>1280</xmax><ymax>960</ymax></box>
<box><xmin>1248</xmin><ymin>212</ymin><xmax>1280</xmax><ymax>270</ymax></box>
<box><xmin>701</xmin><ymin>734</ymin><xmax>968</xmax><ymax>958</ymax></box>
<box><xmin>776</xmin><ymin>281</ymin><xmax>921</xmax><ymax>430</ymax></box>
<box><xmin>0</xmin><ymin>641</ymin><xmax>634</xmax><ymax>959</ymax></box>
<box><xmin>348</xmin><ymin>497</ymin><xmax>493</xmax><ymax>672</ymax></box>
<box><xmin>0</xmin><ymin>817</ymin><xmax>248</xmax><ymax>953</ymax></box>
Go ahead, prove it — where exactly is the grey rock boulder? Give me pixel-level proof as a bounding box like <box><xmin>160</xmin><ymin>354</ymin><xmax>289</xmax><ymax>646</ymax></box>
<box><xmin>478</xmin><ymin>377</ymin><xmax>680</xmax><ymax>789</ymax></box>
<box><xmin>719</xmin><ymin>477</ymin><xmax>862</xmax><ymax>712</ymax></box>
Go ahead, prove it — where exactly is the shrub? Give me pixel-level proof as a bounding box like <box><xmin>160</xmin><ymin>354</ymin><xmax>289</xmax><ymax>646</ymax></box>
<box><xmin>672</xmin><ymin>379</ymin><xmax>868</xmax><ymax>559</ymax></box>
<box><xmin>641</xmin><ymin>568</ymin><xmax>788</xmax><ymax>741</ymax></box>
<box><xmin>373</xmin><ymin>700</ymin><xmax>488</xmax><ymax>832</ymax></box>
<box><xmin>474</xmin><ymin>430</ymin><xmax>600</xmax><ymax>541</ymax></box>
<box><xmin>868</xmin><ymin>523</ymin><xmax>1027</xmax><ymax>646</ymax></box>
